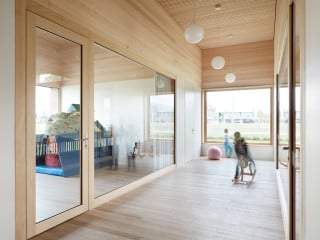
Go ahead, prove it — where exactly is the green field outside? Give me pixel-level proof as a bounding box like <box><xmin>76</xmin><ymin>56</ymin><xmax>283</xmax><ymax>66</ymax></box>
<box><xmin>150</xmin><ymin>122</ymin><xmax>174</xmax><ymax>140</ymax></box>
<box><xmin>207</xmin><ymin>123</ymin><xmax>272</xmax><ymax>144</ymax></box>
<box><xmin>207</xmin><ymin>122</ymin><xmax>300</xmax><ymax>144</ymax></box>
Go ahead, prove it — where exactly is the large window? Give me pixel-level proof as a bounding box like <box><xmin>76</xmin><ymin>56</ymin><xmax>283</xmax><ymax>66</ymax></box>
<box><xmin>205</xmin><ymin>88</ymin><xmax>271</xmax><ymax>144</ymax></box>
<box><xmin>93</xmin><ymin>44</ymin><xmax>175</xmax><ymax>198</ymax></box>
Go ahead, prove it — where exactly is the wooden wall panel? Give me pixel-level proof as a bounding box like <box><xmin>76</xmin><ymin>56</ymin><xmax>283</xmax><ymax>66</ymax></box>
<box><xmin>93</xmin><ymin>45</ymin><xmax>154</xmax><ymax>83</ymax></box>
<box><xmin>274</xmin><ymin>0</ymin><xmax>290</xmax><ymax>73</ymax></box>
<box><xmin>36</xmin><ymin>34</ymin><xmax>64</xmax><ymax>78</ymax></box>
<box><xmin>27</xmin><ymin>0</ymin><xmax>201</xmax><ymax>83</ymax></box>
<box><xmin>15</xmin><ymin>0</ymin><xmax>27</xmax><ymax>239</ymax></box>
<box><xmin>36</xmin><ymin>29</ymin><xmax>81</xmax><ymax>87</ymax></box>
<box><xmin>202</xmin><ymin>40</ymin><xmax>274</xmax><ymax>89</ymax></box>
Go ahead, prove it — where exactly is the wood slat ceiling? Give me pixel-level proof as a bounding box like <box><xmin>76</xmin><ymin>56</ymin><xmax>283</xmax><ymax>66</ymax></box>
<box><xmin>157</xmin><ymin>0</ymin><xmax>276</xmax><ymax>49</ymax></box>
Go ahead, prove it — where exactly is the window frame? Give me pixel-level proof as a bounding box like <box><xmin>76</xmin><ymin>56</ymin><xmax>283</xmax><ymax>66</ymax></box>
<box><xmin>203</xmin><ymin>86</ymin><xmax>273</xmax><ymax>145</ymax></box>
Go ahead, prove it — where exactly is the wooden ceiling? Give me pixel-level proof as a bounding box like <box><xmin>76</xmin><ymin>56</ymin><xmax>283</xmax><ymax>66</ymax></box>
<box><xmin>35</xmin><ymin>1</ymin><xmax>276</xmax><ymax>87</ymax></box>
<box><xmin>157</xmin><ymin>0</ymin><xmax>276</xmax><ymax>49</ymax></box>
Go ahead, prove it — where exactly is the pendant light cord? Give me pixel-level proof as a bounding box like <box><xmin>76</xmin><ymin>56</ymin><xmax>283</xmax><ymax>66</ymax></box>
<box><xmin>229</xmin><ymin>46</ymin><xmax>232</xmax><ymax>71</ymax></box>
<box><xmin>192</xmin><ymin>0</ymin><xmax>195</xmax><ymax>24</ymax></box>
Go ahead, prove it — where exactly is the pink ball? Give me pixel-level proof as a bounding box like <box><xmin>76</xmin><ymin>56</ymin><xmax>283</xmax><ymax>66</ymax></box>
<box><xmin>207</xmin><ymin>146</ymin><xmax>222</xmax><ymax>160</ymax></box>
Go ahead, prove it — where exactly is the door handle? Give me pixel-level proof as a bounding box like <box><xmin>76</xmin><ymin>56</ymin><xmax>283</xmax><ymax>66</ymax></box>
<box><xmin>82</xmin><ymin>135</ymin><xmax>88</xmax><ymax>148</ymax></box>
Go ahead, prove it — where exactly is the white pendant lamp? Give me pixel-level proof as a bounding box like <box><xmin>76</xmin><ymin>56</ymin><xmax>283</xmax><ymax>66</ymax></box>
<box><xmin>185</xmin><ymin>24</ymin><xmax>204</xmax><ymax>44</ymax></box>
<box><xmin>211</xmin><ymin>4</ymin><xmax>225</xmax><ymax>70</ymax></box>
<box><xmin>225</xmin><ymin>72</ymin><xmax>236</xmax><ymax>83</ymax></box>
<box><xmin>225</xmin><ymin>43</ymin><xmax>236</xmax><ymax>83</ymax></box>
<box><xmin>185</xmin><ymin>0</ymin><xmax>204</xmax><ymax>44</ymax></box>
<box><xmin>211</xmin><ymin>56</ymin><xmax>225</xmax><ymax>70</ymax></box>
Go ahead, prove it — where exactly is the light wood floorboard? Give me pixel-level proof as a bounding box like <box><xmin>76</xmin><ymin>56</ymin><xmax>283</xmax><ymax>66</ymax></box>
<box><xmin>32</xmin><ymin>158</ymin><xmax>285</xmax><ymax>240</ymax></box>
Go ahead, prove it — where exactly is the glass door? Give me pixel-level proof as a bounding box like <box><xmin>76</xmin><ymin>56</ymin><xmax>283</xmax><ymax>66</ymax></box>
<box><xmin>91</xmin><ymin>44</ymin><xmax>175</xmax><ymax>203</ymax></box>
<box><xmin>26</xmin><ymin>13</ymin><xmax>89</xmax><ymax>237</ymax></box>
<box><xmin>277</xmin><ymin>4</ymin><xmax>301</xmax><ymax>239</ymax></box>
<box><xmin>276</xmin><ymin>15</ymin><xmax>290</xmax><ymax>240</ymax></box>
<box><xmin>292</xmin><ymin>1</ymin><xmax>302</xmax><ymax>239</ymax></box>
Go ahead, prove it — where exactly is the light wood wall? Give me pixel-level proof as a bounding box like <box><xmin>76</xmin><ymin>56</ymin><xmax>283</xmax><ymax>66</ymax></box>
<box><xmin>27</xmin><ymin>0</ymin><xmax>201</xmax><ymax>82</ymax></box>
<box><xmin>274</xmin><ymin>0</ymin><xmax>290</xmax><ymax>73</ymax></box>
<box><xmin>202</xmin><ymin>40</ymin><xmax>274</xmax><ymax>89</ymax></box>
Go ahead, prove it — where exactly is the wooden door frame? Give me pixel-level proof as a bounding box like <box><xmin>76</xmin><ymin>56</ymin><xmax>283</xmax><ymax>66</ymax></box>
<box><xmin>25</xmin><ymin>12</ymin><xmax>90</xmax><ymax>238</ymax></box>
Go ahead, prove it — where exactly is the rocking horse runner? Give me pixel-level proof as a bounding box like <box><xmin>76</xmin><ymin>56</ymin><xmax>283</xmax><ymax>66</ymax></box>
<box><xmin>232</xmin><ymin>131</ymin><xmax>256</xmax><ymax>184</ymax></box>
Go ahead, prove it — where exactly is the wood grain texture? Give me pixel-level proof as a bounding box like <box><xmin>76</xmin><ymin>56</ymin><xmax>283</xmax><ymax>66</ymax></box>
<box><xmin>32</xmin><ymin>158</ymin><xmax>285</xmax><ymax>240</ymax></box>
<box><xmin>202</xmin><ymin>40</ymin><xmax>274</xmax><ymax>89</ymax></box>
<box><xmin>26</xmin><ymin>13</ymin><xmax>92</xmax><ymax>237</ymax></box>
<box><xmin>158</xmin><ymin>0</ymin><xmax>276</xmax><ymax>49</ymax></box>
<box><xmin>15</xmin><ymin>0</ymin><xmax>27</xmax><ymax>239</ymax></box>
<box><xmin>93</xmin><ymin>44</ymin><xmax>154</xmax><ymax>83</ymax></box>
<box><xmin>27</xmin><ymin>0</ymin><xmax>201</xmax><ymax>83</ymax></box>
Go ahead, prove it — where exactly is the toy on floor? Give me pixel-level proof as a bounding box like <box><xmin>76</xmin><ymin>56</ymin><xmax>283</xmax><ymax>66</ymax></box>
<box><xmin>232</xmin><ymin>131</ymin><xmax>256</xmax><ymax>185</ymax></box>
<box><xmin>232</xmin><ymin>155</ymin><xmax>256</xmax><ymax>184</ymax></box>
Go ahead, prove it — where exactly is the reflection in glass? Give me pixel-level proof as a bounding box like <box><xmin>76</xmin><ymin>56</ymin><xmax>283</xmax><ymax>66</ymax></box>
<box><xmin>93</xmin><ymin>44</ymin><xmax>175</xmax><ymax>198</ymax></box>
<box><xmin>279</xmin><ymin>86</ymin><xmax>300</xmax><ymax>145</ymax></box>
<box><xmin>277</xmin><ymin>37</ymin><xmax>289</xmax><ymax>229</ymax></box>
<box><xmin>35</xmin><ymin>28</ymin><xmax>81</xmax><ymax>222</ymax></box>
<box><xmin>279</xmin><ymin>87</ymin><xmax>289</xmax><ymax>145</ymax></box>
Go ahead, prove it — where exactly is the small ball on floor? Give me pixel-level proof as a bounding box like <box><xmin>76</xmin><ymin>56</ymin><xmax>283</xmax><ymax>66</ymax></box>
<box><xmin>207</xmin><ymin>146</ymin><xmax>222</xmax><ymax>160</ymax></box>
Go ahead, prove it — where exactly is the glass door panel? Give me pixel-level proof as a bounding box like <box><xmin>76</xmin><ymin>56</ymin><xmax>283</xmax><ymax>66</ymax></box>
<box><xmin>93</xmin><ymin>44</ymin><xmax>175</xmax><ymax>198</ymax></box>
<box><xmin>34</xmin><ymin>28</ymin><xmax>82</xmax><ymax>222</ymax></box>
<box><xmin>293</xmin><ymin>1</ymin><xmax>302</xmax><ymax>238</ymax></box>
<box><xmin>277</xmin><ymin>33</ymin><xmax>289</xmax><ymax>210</ymax></box>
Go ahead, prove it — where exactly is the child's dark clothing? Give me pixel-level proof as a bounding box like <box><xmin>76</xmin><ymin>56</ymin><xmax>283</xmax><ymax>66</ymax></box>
<box><xmin>233</xmin><ymin>137</ymin><xmax>256</xmax><ymax>179</ymax></box>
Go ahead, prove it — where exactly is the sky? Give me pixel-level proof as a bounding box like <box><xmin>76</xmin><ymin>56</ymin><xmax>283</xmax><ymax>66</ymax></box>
<box><xmin>207</xmin><ymin>89</ymin><xmax>271</xmax><ymax>113</ymax></box>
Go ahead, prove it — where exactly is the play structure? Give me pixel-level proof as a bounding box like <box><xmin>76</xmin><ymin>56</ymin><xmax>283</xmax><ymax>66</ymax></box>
<box><xmin>35</xmin><ymin>108</ymin><xmax>113</xmax><ymax>177</ymax></box>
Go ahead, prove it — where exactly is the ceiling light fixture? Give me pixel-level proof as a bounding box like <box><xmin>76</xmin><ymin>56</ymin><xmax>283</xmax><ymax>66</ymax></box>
<box><xmin>184</xmin><ymin>0</ymin><xmax>204</xmax><ymax>44</ymax></box>
<box><xmin>225</xmin><ymin>42</ymin><xmax>236</xmax><ymax>83</ymax></box>
<box><xmin>211</xmin><ymin>3</ymin><xmax>225</xmax><ymax>70</ymax></box>
<box><xmin>211</xmin><ymin>56</ymin><xmax>225</xmax><ymax>70</ymax></box>
<box><xmin>225</xmin><ymin>73</ymin><xmax>236</xmax><ymax>83</ymax></box>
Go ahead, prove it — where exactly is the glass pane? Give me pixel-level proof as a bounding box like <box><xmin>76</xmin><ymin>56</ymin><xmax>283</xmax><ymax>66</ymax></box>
<box><xmin>294</xmin><ymin>1</ymin><xmax>302</xmax><ymax>235</ymax></box>
<box><xmin>295</xmin><ymin>85</ymin><xmax>301</xmax><ymax>240</ymax></box>
<box><xmin>35</xmin><ymin>28</ymin><xmax>81</xmax><ymax>222</ymax></box>
<box><xmin>206</xmin><ymin>88</ymin><xmax>271</xmax><ymax>144</ymax></box>
<box><xmin>93</xmin><ymin>44</ymin><xmax>175</xmax><ymax>198</ymax></box>
<box><xmin>277</xmin><ymin>36</ymin><xmax>289</xmax><ymax>225</ymax></box>
<box><xmin>279</xmin><ymin>87</ymin><xmax>289</xmax><ymax>145</ymax></box>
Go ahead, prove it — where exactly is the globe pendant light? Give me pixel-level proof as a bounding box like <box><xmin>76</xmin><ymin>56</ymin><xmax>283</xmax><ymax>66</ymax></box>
<box><xmin>211</xmin><ymin>56</ymin><xmax>225</xmax><ymax>70</ymax></box>
<box><xmin>211</xmin><ymin>4</ymin><xmax>225</xmax><ymax>70</ymax></box>
<box><xmin>185</xmin><ymin>24</ymin><xmax>204</xmax><ymax>44</ymax></box>
<box><xmin>225</xmin><ymin>72</ymin><xmax>236</xmax><ymax>83</ymax></box>
<box><xmin>185</xmin><ymin>0</ymin><xmax>204</xmax><ymax>44</ymax></box>
<box><xmin>225</xmin><ymin>44</ymin><xmax>236</xmax><ymax>83</ymax></box>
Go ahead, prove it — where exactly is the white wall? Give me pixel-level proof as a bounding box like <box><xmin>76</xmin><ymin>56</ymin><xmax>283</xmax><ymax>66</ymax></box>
<box><xmin>0</xmin><ymin>0</ymin><xmax>15</xmax><ymax>239</ymax></box>
<box><xmin>304</xmin><ymin>0</ymin><xmax>320</xmax><ymax>239</ymax></box>
<box><xmin>184</xmin><ymin>78</ymin><xmax>202</xmax><ymax>162</ymax></box>
<box><xmin>175</xmin><ymin>77</ymin><xmax>186</xmax><ymax>167</ymax></box>
<box><xmin>61</xmin><ymin>85</ymin><xmax>80</xmax><ymax>112</ymax></box>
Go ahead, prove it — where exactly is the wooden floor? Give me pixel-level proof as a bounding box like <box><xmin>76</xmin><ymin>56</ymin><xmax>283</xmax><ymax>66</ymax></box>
<box><xmin>36</xmin><ymin>155</ymin><xmax>173</xmax><ymax>222</ymax></box>
<box><xmin>32</xmin><ymin>158</ymin><xmax>285</xmax><ymax>240</ymax></box>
